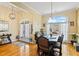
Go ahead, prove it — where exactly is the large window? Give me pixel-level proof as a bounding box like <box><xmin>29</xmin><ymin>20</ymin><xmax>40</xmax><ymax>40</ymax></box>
<box><xmin>0</xmin><ymin>20</ymin><xmax>9</xmax><ymax>32</ymax></box>
<box><xmin>48</xmin><ymin>16</ymin><xmax>67</xmax><ymax>24</ymax></box>
<box><xmin>47</xmin><ymin>16</ymin><xmax>68</xmax><ymax>42</ymax></box>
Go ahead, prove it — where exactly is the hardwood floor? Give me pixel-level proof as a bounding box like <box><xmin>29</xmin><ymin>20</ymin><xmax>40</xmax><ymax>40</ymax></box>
<box><xmin>62</xmin><ymin>44</ymin><xmax>79</xmax><ymax>56</ymax></box>
<box><xmin>0</xmin><ymin>42</ymin><xmax>79</xmax><ymax>56</ymax></box>
<box><xmin>0</xmin><ymin>43</ymin><xmax>38</xmax><ymax>56</ymax></box>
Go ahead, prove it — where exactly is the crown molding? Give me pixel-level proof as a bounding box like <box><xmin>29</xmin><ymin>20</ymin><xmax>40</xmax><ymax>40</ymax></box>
<box><xmin>10</xmin><ymin>2</ymin><xmax>41</xmax><ymax>15</ymax></box>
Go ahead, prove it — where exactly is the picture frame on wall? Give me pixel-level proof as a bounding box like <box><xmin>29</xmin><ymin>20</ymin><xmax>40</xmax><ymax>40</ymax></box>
<box><xmin>70</xmin><ymin>21</ymin><xmax>74</xmax><ymax>26</ymax></box>
<box><xmin>43</xmin><ymin>23</ymin><xmax>45</xmax><ymax>27</ymax></box>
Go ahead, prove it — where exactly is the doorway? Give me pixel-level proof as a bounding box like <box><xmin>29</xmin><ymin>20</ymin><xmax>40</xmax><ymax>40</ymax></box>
<box><xmin>19</xmin><ymin>20</ymin><xmax>32</xmax><ymax>42</ymax></box>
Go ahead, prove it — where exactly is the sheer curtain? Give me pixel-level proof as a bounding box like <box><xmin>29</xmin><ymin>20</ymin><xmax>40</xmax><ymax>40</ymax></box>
<box><xmin>60</xmin><ymin>23</ymin><xmax>68</xmax><ymax>42</ymax></box>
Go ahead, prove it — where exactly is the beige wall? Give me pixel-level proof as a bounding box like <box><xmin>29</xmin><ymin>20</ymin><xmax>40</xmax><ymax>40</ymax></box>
<box><xmin>1</xmin><ymin>3</ymin><xmax>79</xmax><ymax>42</ymax></box>
<box><xmin>77</xmin><ymin>9</ymin><xmax>79</xmax><ymax>33</ymax></box>
<box><xmin>0</xmin><ymin>4</ymin><xmax>42</xmax><ymax>42</ymax></box>
<box><xmin>42</xmin><ymin>9</ymin><xmax>77</xmax><ymax>40</ymax></box>
<box><xmin>0</xmin><ymin>5</ymin><xmax>20</xmax><ymax>41</ymax></box>
<box><xmin>17</xmin><ymin>8</ymin><xmax>42</xmax><ymax>34</ymax></box>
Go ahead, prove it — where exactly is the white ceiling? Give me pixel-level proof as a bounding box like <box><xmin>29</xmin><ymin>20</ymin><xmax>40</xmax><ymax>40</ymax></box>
<box><xmin>0</xmin><ymin>2</ymin><xmax>79</xmax><ymax>15</ymax></box>
<box><xmin>23</xmin><ymin>2</ymin><xmax>79</xmax><ymax>15</ymax></box>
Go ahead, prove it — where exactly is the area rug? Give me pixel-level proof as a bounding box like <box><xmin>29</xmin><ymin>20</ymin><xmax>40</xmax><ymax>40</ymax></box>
<box><xmin>13</xmin><ymin>41</ymin><xmax>26</xmax><ymax>47</ymax></box>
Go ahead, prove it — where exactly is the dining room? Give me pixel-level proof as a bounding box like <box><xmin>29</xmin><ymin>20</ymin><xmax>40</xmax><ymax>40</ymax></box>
<box><xmin>0</xmin><ymin>2</ymin><xmax>79</xmax><ymax>56</ymax></box>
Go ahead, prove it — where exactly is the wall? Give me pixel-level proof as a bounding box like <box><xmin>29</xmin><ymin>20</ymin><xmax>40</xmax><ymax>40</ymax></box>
<box><xmin>11</xmin><ymin>2</ymin><xmax>42</xmax><ymax>34</ymax></box>
<box><xmin>1</xmin><ymin>3</ymin><xmax>78</xmax><ymax>42</ymax></box>
<box><xmin>77</xmin><ymin>9</ymin><xmax>79</xmax><ymax>33</ymax></box>
<box><xmin>0</xmin><ymin>5</ymin><xmax>20</xmax><ymax>42</ymax></box>
<box><xmin>17</xmin><ymin>8</ymin><xmax>42</xmax><ymax>42</ymax></box>
<box><xmin>0</xmin><ymin>3</ymin><xmax>42</xmax><ymax>42</ymax></box>
<box><xmin>42</xmin><ymin>9</ymin><xmax>77</xmax><ymax>41</ymax></box>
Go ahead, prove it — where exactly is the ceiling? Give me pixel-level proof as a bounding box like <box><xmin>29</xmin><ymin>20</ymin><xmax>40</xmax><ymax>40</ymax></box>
<box><xmin>22</xmin><ymin>2</ymin><xmax>79</xmax><ymax>15</ymax></box>
<box><xmin>0</xmin><ymin>2</ymin><xmax>22</xmax><ymax>12</ymax></box>
<box><xmin>0</xmin><ymin>2</ymin><xmax>79</xmax><ymax>15</ymax></box>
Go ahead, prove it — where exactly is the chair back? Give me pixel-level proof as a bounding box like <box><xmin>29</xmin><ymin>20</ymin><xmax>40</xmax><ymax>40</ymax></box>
<box><xmin>54</xmin><ymin>35</ymin><xmax>64</xmax><ymax>56</ymax></box>
<box><xmin>35</xmin><ymin>32</ymin><xmax>38</xmax><ymax>40</ymax></box>
<box><xmin>38</xmin><ymin>36</ymin><xmax>49</xmax><ymax>51</ymax></box>
<box><xmin>57</xmin><ymin>35</ymin><xmax>64</xmax><ymax>43</ymax></box>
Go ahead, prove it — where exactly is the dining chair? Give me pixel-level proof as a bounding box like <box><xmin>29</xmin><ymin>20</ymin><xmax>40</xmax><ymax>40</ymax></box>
<box><xmin>37</xmin><ymin>36</ymin><xmax>54</xmax><ymax>56</ymax></box>
<box><xmin>35</xmin><ymin>32</ymin><xmax>39</xmax><ymax>44</ymax></box>
<box><xmin>53</xmin><ymin>35</ymin><xmax>64</xmax><ymax>56</ymax></box>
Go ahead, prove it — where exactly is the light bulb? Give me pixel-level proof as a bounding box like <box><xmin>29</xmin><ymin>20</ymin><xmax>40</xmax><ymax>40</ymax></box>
<box><xmin>9</xmin><ymin>13</ymin><xmax>15</xmax><ymax>20</ymax></box>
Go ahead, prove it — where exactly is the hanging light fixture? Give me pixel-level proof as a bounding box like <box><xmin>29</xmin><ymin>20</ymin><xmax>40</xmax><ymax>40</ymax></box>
<box><xmin>48</xmin><ymin>1</ymin><xmax>53</xmax><ymax>23</ymax></box>
<box><xmin>9</xmin><ymin>6</ymin><xmax>16</xmax><ymax>20</ymax></box>
<box><xmin>50</xmin><ymin>1</ymin><xmax>52</xmax><ymax>18</ymax></box>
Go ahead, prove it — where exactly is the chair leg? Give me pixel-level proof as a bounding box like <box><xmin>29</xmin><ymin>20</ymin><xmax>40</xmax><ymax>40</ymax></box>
<box><xmin>60</xmin><ymin>53</ymin><xmax>62</xmax><ymax>56</ymax></box>
<box><xmin>59</xmin><ymin>46</ymin><xmax>62</xmax><ymax>56</ymax></box>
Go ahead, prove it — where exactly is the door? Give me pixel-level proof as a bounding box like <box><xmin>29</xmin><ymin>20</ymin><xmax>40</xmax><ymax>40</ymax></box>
<box><xmin>19</xmin><ymin>21</ymin><xmax>31</xmax><ymax>42</ymax></box>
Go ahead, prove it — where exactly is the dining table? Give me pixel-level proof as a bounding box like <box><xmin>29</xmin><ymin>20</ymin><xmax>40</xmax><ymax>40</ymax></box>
<box><xmin>44</xmin><ymin>35</ymin><xmax>60</xmax><ymax>45</ymax></box>
<box><xmin>44</xmin><ymin>35</ymin><xmax>59</xmax><ymax>42</ymax></box>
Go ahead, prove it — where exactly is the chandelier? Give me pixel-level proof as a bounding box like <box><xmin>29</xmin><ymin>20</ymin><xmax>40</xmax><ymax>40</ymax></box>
<box><xmin>50</xmin><ymin>1</ymin><xmax>52</xmax><ymax>18</ymax></box>
<box><xmin>9</xmin><ymin>6</ymin><xmax>16</xmax><ymax>20</ymax></box>
<box><xmin>48</xmin><ymin>1</ymin><xmax>53</xmax><ymax>23</ymax></box>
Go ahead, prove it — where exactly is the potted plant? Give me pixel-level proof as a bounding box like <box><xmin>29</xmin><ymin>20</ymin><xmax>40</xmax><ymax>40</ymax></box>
<box><xmin>71</xmin><ymin>33</ymin><xmax>78</xmax><ymax>45</ymax></box>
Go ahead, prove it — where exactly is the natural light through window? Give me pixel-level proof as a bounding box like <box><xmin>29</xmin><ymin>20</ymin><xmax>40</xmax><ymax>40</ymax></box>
<box><xmin>48</xmin><ymin>16</ymin><xmax>67</xmax><ymax>23</ymax></box>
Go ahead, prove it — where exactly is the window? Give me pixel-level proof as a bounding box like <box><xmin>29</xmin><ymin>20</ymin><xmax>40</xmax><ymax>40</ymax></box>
<box><xmin>48</xmin><ymin>16</ymin><xmax>67</xmax><ymax>24</ymax></box>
